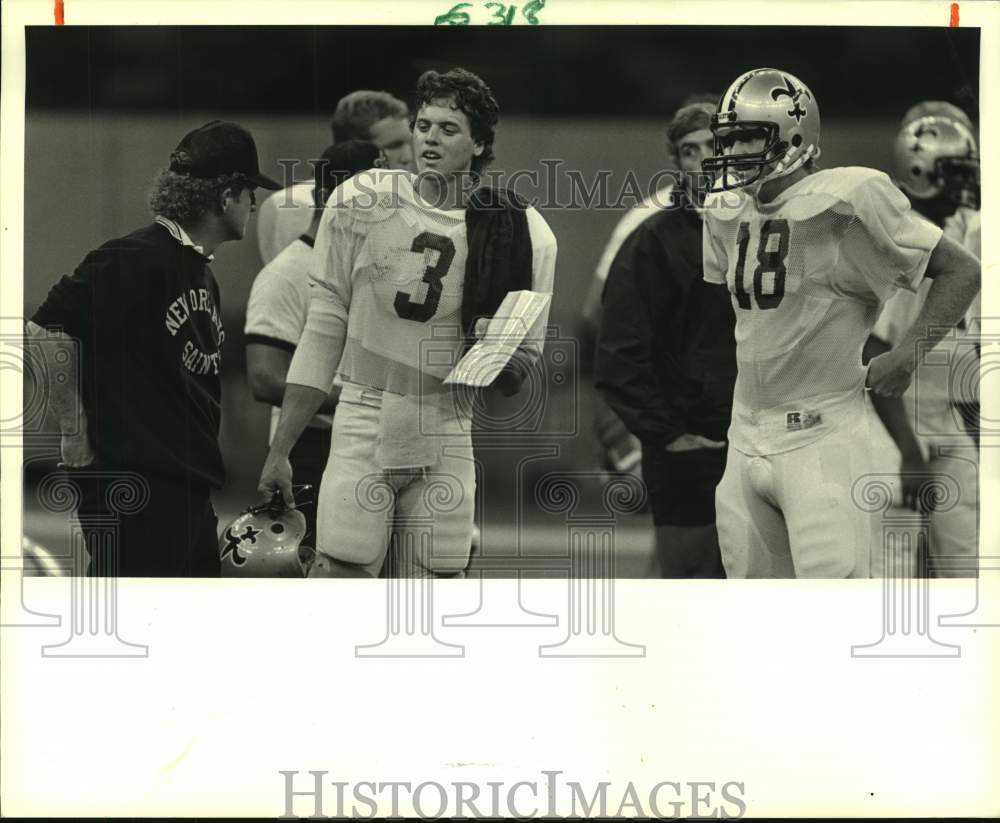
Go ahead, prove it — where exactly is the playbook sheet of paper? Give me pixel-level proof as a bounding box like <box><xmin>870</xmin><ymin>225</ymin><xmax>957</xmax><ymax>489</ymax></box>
<box><xmin>444</xmin><ymin>290</ymin><xmax>550</xmax><ymax>387</ymax></box>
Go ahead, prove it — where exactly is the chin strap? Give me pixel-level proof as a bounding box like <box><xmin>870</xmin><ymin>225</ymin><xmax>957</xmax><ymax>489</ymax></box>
<box><xmin>766</xmin><ymin>142</ymin><xmax>820</xmax><ymax>184</ymax></box>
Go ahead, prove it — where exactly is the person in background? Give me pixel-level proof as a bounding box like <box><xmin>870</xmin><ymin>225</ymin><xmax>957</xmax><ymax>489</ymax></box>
<box><xmin>256</xmin><ymin>90</ymin><xmax>415</xmax><ymax>265</ymax></box>
<box><xmin>595</xmin><ymin>101</ymin><xmax>733</xmax><ymax>578</ymax></box>
<box><xmin>864</xmin><ymin>105</ymin><xmax>981</xmax><ymax>577</ymax></box>
<box><xmin>583</xmin><ymin>93</ymin><xmax>719</xmax><ymax>502</ymax></box>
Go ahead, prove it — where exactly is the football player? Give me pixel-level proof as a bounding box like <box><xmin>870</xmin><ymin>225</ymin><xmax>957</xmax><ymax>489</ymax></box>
<box><xmin>700</xmin><ymin>68</ymin><xmax>980</xmax><ymax>578</ymax></box>
<box><xmin>256</xmin><ymin>90</ymin><xmax>415</xmax><ymax>265</ymax></box>
<box><xmin>863</xmin><ymin>109</ymin><xmax>981</xmax><ymax>577</ymax></box>
<box><xmin>256</xmin><ymin>68</ymin><xmax>557</xmax><ymax>578</ymax></box>
<box><xmin>245</xmin><ymin>140</ymin><xmax>380</xmax><ymax>553</ymax></box>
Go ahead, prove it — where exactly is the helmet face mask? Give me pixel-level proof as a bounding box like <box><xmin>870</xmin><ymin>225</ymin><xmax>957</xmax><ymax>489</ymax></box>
<box><xmin>703</xmin><ymin>119</ymin><xmax>785</xmax><ymax>191</ymax></box>
<box><xmin>936</xmin><ymin>156</ymin><xmax>980</xmax><ymax>209</ymax></box>
<box><xmin>701</xmin><ymin>68</ymin><xmax>820</xmax><ymax>194</ymax></box>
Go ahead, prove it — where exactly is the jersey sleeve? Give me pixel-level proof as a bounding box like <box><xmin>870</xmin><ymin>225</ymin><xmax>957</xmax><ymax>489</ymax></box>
<box><xmin>840</xmin><ymin>173</ymin><xmax>943</xmax><ymax>301</ymax></box>
<box><xmin>256</xmin><ymin>183</ymin><xmax>315</xmax><ymax>265</ymax></box>
<box><xmin>701</xmin><ymin>213</ymin><xmax>729</xmax><ymax>285</ymax></box>
<box><xmin>525</xmin><ymin>207</ymin><xmax>558</xmax><ymax>347</ymax></box>
<box><xmin>285</xmin><ymin>198</ymin><xmax>361</xmax><ymax>392</ymax></box>
<box><xmin>944</xmin><ymin>206</ymin><xmax>981</xmax><ymax>259</ymax></box>
<box><xmin>244</xmin><ymin>247</ymin><xmax>310</xmax><ymax>352</ymax></box>
<box><xmin>944</xmin><ymin>207</ymin><xmax>982</xmax><ymax>333</ymax></box>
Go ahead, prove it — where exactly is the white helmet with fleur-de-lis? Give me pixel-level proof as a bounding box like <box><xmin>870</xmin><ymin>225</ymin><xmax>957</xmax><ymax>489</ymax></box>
<box><xmin>892</xmin><ymin>114</ymin><xmax>979</xmax><ymax>208</ymax></box>
<box><xmin>702</xmin><ymin>68</ymin><xmax>821</xmax><ymax>192</ymax></box>
<box><xmin>219</xmin><ymin>492</ymin><xmax>313</xmax><ymax>577</ymax></box>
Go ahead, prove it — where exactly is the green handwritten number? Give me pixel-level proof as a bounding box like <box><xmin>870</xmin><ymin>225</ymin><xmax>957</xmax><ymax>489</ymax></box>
<box><xmin>434</xmin><ymin>0</ymin><xmax>543</xmax><ymax>25</ymax></box>
<box><xmin>394</xmin><ymin>232</ymin><xmax>456</xmax><ymax>323</ymax></box>
<box><xmin>732</xmin><ymin>219</ymin><xmax>790</xmax><ymax>310</ymax></box>
<box><xmin>486</xmin><ymin>2</ymin><xmax>517</xmax><ymax>24</ymax></box>
<box><xmin>522</xmin><ymin>0</ymin><xmax>545</xmax><ymax>24</ymax></box>
<box><xmin>434</xmin><ymin>2</ymin><xmax>473</xmax><ymax>25</ymax></box>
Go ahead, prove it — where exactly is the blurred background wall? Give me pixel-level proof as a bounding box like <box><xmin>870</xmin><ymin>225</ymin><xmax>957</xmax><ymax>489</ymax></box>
<box><xmin>21</xmin><ymin>25</ymin><xmax>980</xmax><ymax>539</ymax></box>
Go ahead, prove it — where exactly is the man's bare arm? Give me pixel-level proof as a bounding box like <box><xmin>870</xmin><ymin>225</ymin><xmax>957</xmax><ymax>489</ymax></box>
<box><xmin>867</xmin><ymin>235</ymin><xmax>980</xmax><ymax>397</ymax></box>
<box><xmin>246</xmin><ymin>342</ymin><xmax>340</xmax><ymax>414</ymax></box>
<box><xmin>863</xmin><ymin>334</ymin><xmax>928</xmax><ymax>511</ymax></box>
<box><xmin>256</xmin><ymin>383</ymin><xmax>329</xmax><ymax>507</ymax></box>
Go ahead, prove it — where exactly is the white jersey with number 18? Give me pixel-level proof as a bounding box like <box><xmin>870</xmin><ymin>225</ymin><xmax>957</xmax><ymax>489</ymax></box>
<box><xmin>703</xmin><ymin>167</ymin><xmax>942</xmax><ymax>456</ymax></box>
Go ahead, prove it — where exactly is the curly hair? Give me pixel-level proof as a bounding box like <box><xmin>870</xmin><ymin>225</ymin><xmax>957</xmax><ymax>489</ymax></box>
<box><xmin>146</xmin><ymin>170</ymin><xmax>250</xmax><ymax>224</ymax></box>
<box><xmin>411</xmin><ymin>68</ymin><xmax>499</xmax><ymax>174</ymax></box>
<box><xmin>331</xmin><ymin>91</ymin><xmax>409</xmax><ymax>142</ymax></box>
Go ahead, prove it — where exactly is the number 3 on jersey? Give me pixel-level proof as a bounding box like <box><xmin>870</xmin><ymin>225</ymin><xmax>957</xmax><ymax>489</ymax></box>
<box><xmin>394</xmin><ymin>232</ymin><xmax>456</xmax><ymax>322</ymax></box>
<box><xmin>732</xmin><ymin>219</ymin><xmax>790</xmax><ymax>310</ymax></box>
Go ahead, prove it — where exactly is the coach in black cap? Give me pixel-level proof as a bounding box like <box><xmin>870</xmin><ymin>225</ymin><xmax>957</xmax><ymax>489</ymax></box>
<box><xmin>27</xmin><ymin>121</ymin><xmax>280</xmax><ymax>577</ymax></box>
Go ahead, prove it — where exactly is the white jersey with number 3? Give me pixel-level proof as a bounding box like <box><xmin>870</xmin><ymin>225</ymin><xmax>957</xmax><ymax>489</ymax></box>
<box><xmin>703</xmin><ymin>167</ymin><xmax>942</xmax><ymax>456</ymax></box>
<box><xmin>287</xmin><ymin>169</ymin><xmax>557</xmax><ymax>399</ymax></box>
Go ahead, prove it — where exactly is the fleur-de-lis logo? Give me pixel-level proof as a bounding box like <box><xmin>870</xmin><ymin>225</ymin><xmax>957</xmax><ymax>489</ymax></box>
<box><xmin>910</xmin><ymin>122</ymin><xmax>938</xmax><ymax>154</ymax></box>
<box><xmin>220</xmin><ymin>524</ymin><xmax>261</xmax><ymax>566</ymax></box>
<box><xmin>770</xmin><ymin>76</ymin><xmax>810</xmax><ymax>123</ymax></box>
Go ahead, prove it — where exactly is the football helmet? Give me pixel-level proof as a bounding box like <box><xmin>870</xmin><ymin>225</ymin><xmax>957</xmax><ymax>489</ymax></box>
<box><xmin>900</xmin><ymin>100</ymin><xmax>973</xmax><ymax>133</ymax></box>
<box><xmin>218</xmin><ymin>489</ymin><xmax>314</xmax><ymax>578</ymax></box>
<box><xmin>702</xmin><ymin>68</ymin><xmax>821</xmax><ymax>192</ymax></box>
<box><xmin>892</xmin><ymin>115</ymin><xmax>979</xmax><ymax>209</ymax></box>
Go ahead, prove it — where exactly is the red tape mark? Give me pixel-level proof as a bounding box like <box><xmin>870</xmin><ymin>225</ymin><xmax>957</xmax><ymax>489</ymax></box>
<box><xmin>950</xmin><ymin>2</ymin><xmax>959</xmax><ymax>27</ymax></box>
<box><xmin>55</xmin><ymin>0</ymin><xmax>64</xmax><ymax>25</ymax></box>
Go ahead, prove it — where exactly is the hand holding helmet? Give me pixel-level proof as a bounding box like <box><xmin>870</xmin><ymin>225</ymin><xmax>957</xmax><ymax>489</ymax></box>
<box><xmin>219</xmin><ymin>486</ymin><xmax>314</xmax><ymax>577</ymax></box>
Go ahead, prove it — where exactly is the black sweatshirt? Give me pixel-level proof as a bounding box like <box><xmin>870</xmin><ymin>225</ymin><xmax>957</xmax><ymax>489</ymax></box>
<box><xmin>595</xmin><ymin>192</ymin><xmax>737</xmax><ymax>448</ymax></box>
<box><xmin>32</xmin><ymin>222</ymin><xmax>225</xmax><ymax>487</ymax></box>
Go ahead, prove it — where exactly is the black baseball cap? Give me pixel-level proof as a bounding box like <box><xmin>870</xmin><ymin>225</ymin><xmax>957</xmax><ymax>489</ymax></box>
<box><xmin>169</xmin><ymin>120</ymin><xmax>282</xmax><ymax>189</ymax></box>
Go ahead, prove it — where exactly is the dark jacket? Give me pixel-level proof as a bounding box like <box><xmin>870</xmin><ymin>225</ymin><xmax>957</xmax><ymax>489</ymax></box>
<box><xmin>32</xmin><ymin>222</ymin><xmax>225</xmax><ymax>487</ymax></box>
<box><xmin>462</xmin><ymin>185</ymin><xmax>534</xmax><ymax>342</ymax></box>
<box><xmin>463</xmin><ymin>185</ymin><xmax>535</xmax><ymax>395</ymax></box>
<box><xmin>595</xmin><ymin>190</ymin><xmax>736</xmax><ymax>447</ymax></box>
